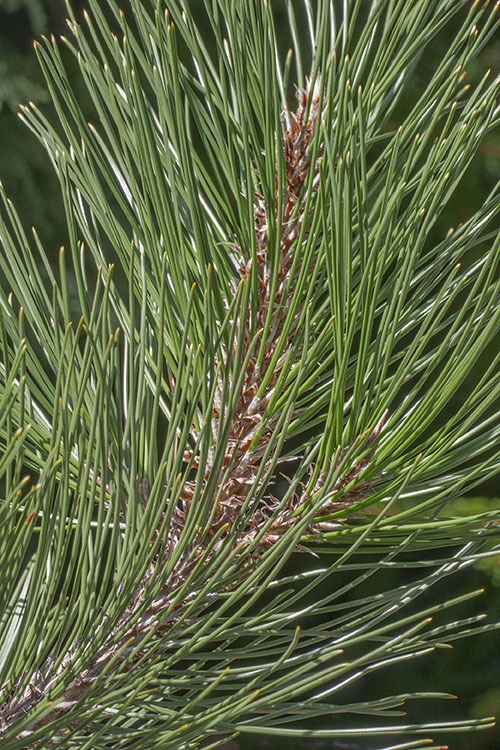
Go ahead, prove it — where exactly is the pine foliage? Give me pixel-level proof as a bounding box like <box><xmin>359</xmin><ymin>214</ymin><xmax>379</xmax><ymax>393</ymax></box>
<box><xmin>1</xmin><ymin>1</ymin><xmax>500</xmax><ymax>748</ymax></box>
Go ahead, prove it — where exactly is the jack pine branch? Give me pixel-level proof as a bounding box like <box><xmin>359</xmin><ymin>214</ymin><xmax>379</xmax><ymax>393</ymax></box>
<box><xmin>2</xmin><ymin>2</ymin><xmax>500</xmax><ymax>749</ymax></box>
<box><xmin>0</xmin><ymin>74</ymin><xmax>388</xmax><ymax>747</ymax></box>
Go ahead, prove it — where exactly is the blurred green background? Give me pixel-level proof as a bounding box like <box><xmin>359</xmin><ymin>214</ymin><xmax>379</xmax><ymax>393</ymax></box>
<box><xmin>0</xmin><ymin>1</ymin><xmax>499</xmax><ymax>748</ymax></box>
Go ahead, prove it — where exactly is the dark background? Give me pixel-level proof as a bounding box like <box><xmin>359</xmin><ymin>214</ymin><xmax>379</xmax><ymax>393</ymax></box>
<box><xmin>0</xmin><ymin>1</ymin><xmax>499</xmax><ymax>748</ymax></box>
